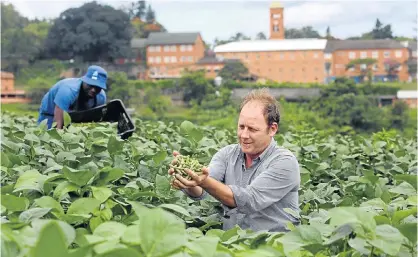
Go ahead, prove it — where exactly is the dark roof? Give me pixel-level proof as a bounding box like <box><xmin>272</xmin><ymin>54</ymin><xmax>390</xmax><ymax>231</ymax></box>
<box><xmin>407</xmin><ymin>41</ymin><xmax>417</xmax><ymax>51</ymax></box>
<box><xmin>196</xmin><ymin>56</ymin><xmax>241</xmax><ymax>65</ymax></box>
<box><xmin>131</xmin><ymin>38</ymin><xmax>147</xmax><ymax>48</ymax></box>
<box><xmin>325</xmin><ymin>40</ymin><xmax>405</xmax><ymax>53</ymax></box>
<box><xmin>146</xmin><ymin>32</ymin><xmax>200</xmax><ymax>45</ymax></box>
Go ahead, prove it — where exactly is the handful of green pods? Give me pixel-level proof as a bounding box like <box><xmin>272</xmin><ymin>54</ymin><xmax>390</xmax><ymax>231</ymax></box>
<box><xmin>169</xmin><ymin>155</ymin><xmax>204</xmax><ymax>180</ymax></box>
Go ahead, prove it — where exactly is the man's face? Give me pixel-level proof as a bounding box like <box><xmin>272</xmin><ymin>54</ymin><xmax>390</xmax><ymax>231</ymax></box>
<box><xmin>237</xmin><ymin>101</ymin><xmax>277</xmax><ymax>158</ymax></box>
<box><xmin>82</xmin><ymin>83</ymin><xmax>101</xmax><ymax>98</ymax></box>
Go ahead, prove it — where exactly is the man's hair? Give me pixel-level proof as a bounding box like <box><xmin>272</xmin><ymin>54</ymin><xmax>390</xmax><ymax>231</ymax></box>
<box><xmin>240</xmin><ymin>88</ymin><xmax>281</xmax><ymax>126</ymax></box>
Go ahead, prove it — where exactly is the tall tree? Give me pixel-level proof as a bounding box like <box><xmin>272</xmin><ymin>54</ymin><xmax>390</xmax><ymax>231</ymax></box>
<box><xmin>145</xmin><ymin>5</ymin><xmax>155</xmax><ymax>23</ymax></box>
<box><xmin>44</xmin><ymin>2</ymin><xmax>132</xmax><ymax>62</ymax></box>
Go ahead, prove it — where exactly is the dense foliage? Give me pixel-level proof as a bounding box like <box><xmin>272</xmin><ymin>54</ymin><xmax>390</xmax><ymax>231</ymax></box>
<box><xmin>1</xmin><ymin>114</ymin><xmax>417</xmax><ymax>256</ymax></box>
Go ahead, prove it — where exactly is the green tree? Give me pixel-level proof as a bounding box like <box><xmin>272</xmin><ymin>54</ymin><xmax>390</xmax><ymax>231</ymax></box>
<box><xmin>346</xmin><ymin>58</ymin><xmax>377</xmax><ymax>83</ymax></box>
<box><xmin>218</xmin><ymin>61</ymin><xmax>249</xmax><ymax>81</ymax></box>
<box><xmin>106</xmin><ymin>72</ymin><xmax>138</xmax><ymax>107</ymax></box>
<box><xmin>144</xmin><ymin>87</ymin><xmax>172</xmax><ymax>116</ymax></box>
<box><xmin>285</xmin><ymin>26</ymin><xmax>321</xmax><ymax>39</ymax></box>
<box><xmin>44</xmin><ymin>2</ymin><xmax>132</xmax><ymax>62</ymax></box>
<box><xmin>179</xmin><ymin>71</ymin><xmax>214</xmax><ymax>105</ymax></box>
<box><xmin>256</xmin><ymin>32</ymin><xmax>267</xmax><ymax>40</ymax></box>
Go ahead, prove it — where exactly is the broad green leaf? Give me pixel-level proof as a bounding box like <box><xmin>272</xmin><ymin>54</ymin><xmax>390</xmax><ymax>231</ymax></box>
<box><xmin>155</xmin><ymin>174</ymin><xmax>171</xmax><ymax>196</ymax></box>
<box><xmin>153</xmin><ymin>150</ymin><xmax>167</xmax><ymax>165</ymax></box>
<box><xmin>94</xmin><ymin>167</ymin><xmax>124</xmax><ymax>186</ymax></box>
<box><xmin>32</xmin><ymin>219</ymin><xmax>76</xmax><ymax>247</ymax></box>
<box><xmin>30</xmin><ymin>221</ymin><xmax>69</xmax><ymax>257</ymax></box>
<box><xmin>93</xmin><ymin>240</ymin><xmax>127</xmax><ymax>255</ymax></box>
<box><xmin>93</xmin><ymin>221</ymin><xmax>127</xmax><ymax>241</ymax></box>
<box><xmin>89</xmin><ymin>216</ymin><xmax>104</xmax><ymax>232</ymax></box>
<box><xmin>369</xmin><ymin>224</ymin><xmax>404</xmax><ymax>256</ymax></box>
<box><xmin>63</xmin><ymin>111</ymin><xmax>72</xmax><ymax>127</ymax></box>
<box><xmin>91</xmin><ymin>187</ymin><xmax>113</xmax><ymax>203</ymax></box>
<box><xmin>19</xmin><ymin>208</ymin><xmax>51</xmax><ymax>222</ymax></box>
<box><xmin>107</xmin><ymin>136</ymin><xmax>124</xmax><ymax>155</ymax></box>
<box><xmin>53</xmin><ymin>181</ymin><xmax>80</xmax><ymax>200</ymax></box>
<box><xmin>328</xmin><ymin>207</ymin><xmax>376</xmax><ymax>236</ymax></box>
<box><xmin>186</xmin><ymin>236</ymin><xmax>219</xmax><ymax>257</ymax></box>
<box><xmin>139</xmin><ymin>208</ymin><xmax>186</xmax><ymax>257</ymax></box>
<box><xmin>392</xmin><ymin>207</ymin><xmax>417</xmax><ymax>225</ymax></box>
<box><xmin>95</xmin><ymin>247</ymin><xmax>141</xmax><ymax>257</ymax></box>
<box><xmin>63</xmin><ymin>167</ymin><xmax>95</xmax><ymax>187</ymax></box>
<box><xmin>67</xmin><ymin>198</ymin><xmax>102</xmax><ymax>215</ymax></box>
<box><xmin>74</xmin><ymin>228</ymin><xmax>90</xmax><ymax>247</ymax></box>
<box><xmin>34</xmin><ymin>196</ymin><xmax>64</xmax><ymax>215</ymax></box>
<box><xmin>394</xmin><ymin>174</ymin><xmax>417</xmax><ymax>190</ymax></box>
<box><xmin>13</xmin><ymin>170</ymin><xmax>46</xmax><ymax>193</ymax></box>
<box><xmin>56</xmin><ymin>151</ymin><xmax>77</xmax><ymax>162</ymax></box>
<box><xmin>1</xmin><ymin>195</ymin><xmax>29</xmax><ymax>212</ymax></box>
<box><xmin>396</xmin><ymin>222</ymin><xmax>417</xmax><ymax>244</ymax></box>
<box><xmin>389</xmin><ymin>182</ymin><xmax>417</xmax><ymax>196</ymax></box>
<box><xmin>159</xmin><ymin>204</ymin><xmax>191</xmax><ymax>218</ymax></box>
<box><xmin>121</xmin><ymin>224</ymin><xmax>141</xmax><ymax>245</ymax></box>
<box><xmin>1</xmin><ymin>152</ymin><xmax>11</xmax><ymax>168</ymax></box>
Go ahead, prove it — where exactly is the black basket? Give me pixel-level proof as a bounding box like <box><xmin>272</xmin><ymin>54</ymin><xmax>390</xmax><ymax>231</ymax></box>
<box><xmin>69</xmin><ymin>99</ymin><xmax>135</xmax><ymax>139</ymax></box>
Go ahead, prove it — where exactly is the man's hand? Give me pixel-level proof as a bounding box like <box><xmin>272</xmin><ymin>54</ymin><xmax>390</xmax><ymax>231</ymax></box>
<box><xmin>168</xmin><ymin>151</ymin><xmax>209</xmax><ymax>189</ymax></box>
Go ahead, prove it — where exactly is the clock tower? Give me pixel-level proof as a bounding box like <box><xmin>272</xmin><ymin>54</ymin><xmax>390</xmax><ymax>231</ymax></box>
<box><xmin>269</xmin><ymin>2</ymin><xmax>284</xmax><ymax>40</ymax></box>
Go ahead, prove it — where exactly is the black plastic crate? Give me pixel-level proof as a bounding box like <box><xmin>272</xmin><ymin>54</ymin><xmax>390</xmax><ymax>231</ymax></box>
<box><xmin>69</xmin><ymin>99</ymin><xmax>136</xmax><ymax>139</ymax></box>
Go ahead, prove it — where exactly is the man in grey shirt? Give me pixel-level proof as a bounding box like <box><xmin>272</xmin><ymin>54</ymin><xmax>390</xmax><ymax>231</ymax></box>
<box><xmin>169</xmin><ymin>88</ymin><xmax>300</xmax><ymax>232</ymax></box>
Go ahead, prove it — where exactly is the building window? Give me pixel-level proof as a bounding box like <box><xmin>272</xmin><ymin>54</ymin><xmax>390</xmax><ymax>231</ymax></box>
<box><xmin>373</xmin><ymin>64</ymin><xmax>378</xmax><ymax>71</ymax></box>
<box><xmin>273</xmin><ymin>14</ymin><xmax>280</xmax><ymax>19</ymax></box>
<box><xmin>171</xmin><ymin>56</ymin><xmax>177</xmax><ymax>63</ymax></box>
<box><xmin>155</xmin><ymin>57</ymin><xmax>161</xmax><ymax>63</ymax></box>
<box><xmin>324</xmin><ymin>53</ymin><xmax>332</xmax><ymax>59</ymax></box>
<box><xmin>360</xmin><ymin>64</ymin><xmax>367</xmax><ymax>70</ymax></box>
<box><xmin>289</xmin><ymin>53</ymin><xmax>295</xmax><ymax>60</ymax></box>
<box><xmin>384</xmin><ymin>51</ymin><xmax>390</xmax><ymax>58</ymax></box>
<box><xmin>273</xmin><ymin>25</ymin><xmax>279</xmax><ymax>32</ymax></box>
<box><xmin>256</xmin><ymin>54</ymin><xmax>260</xmax><ymax>60</ymax></box>
<box><xmin>245</xmin><ymin>54</ymin><xmax>249</xmax><ymax>59</ymax></box>
<box><xmin>279</xmin><ymin>53</ymin><xmax>284</xmax><ymax>59</ymax></box>
<box><xmin>148</xmin><ymin>57</ymin><xmax>154</xmax><ymax>63</ymax></box>
<box><xmin>155</xmin><ymin>46</ymin><xmax>161</xmax><ymax>52</ymax></box>
<box><xmin>395</xmin><ymin>50</ymin><xmax>402</xmax><ymax>58</ymax></box>
<box><xmin>187</xmin><ymin>45</ymin><xmax>193</xmax><ymax>51</ymax></box>
<box><xmin>267</xmin><ymin>53</ymin><xmax>271</xmax><ymax>59</ymax></box>
<box><xmin>397</xmin><ymin>65</ymin><xmax>402</xmax><ymax>71</ymax></box>
<box><xmin>164</xmin><ymin>46</ymin><xmax>170</xmax><ymax>52</ymax></box>
<box><xmin>188</xmin><ymin>56</ymin><xmax>193</xmax><ymax>62</ymax></box>
<box><xmin>360</xmin><ymin>52</ymin><xmax>367</xmax><ymax>59</ymax></box>
<box><xmin>372</xmin><ymin>51</ymin><xmax>378</xmax><ymax>58</ymax></box>
<box><xmin>164</xmin><ymin>56</ymin><xmax>170</xmax><ymax>63</ymax></box>
<box><xmin>171</xmin><ymin>46</ymin><xmax>176</xmax><ymax>52</ymax></box>
<box><xmin>349</xmin><ymin>52</ymin><xmax>356</xmax><ymax>59</ymax></box>
<box><xmin>180</xmin><ymin>45</ymin><xmax>186</xmax><ymax>52</ymax></box>
<box><xmin>148</xmin><ymin>46</ymin><xmax>155</xmax><ymax>52</ymax></box>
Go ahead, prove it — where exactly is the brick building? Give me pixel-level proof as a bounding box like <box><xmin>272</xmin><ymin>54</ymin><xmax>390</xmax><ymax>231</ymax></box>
<box><xmin>212</xmin><ymin>1</ymin><xmax>415</xmax><ymax>83</ymax></box>
<box><xmin>1</xmin><ymin>71</ymin><xmax>29</xmax><ymax>103</ymax></box>
<box><xmin>145</xmin><ymin>32</ymin><xmax>205</xmax><ymax>80</ymax></box>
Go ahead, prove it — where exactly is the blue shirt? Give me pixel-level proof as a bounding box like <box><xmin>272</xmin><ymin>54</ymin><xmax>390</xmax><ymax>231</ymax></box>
<box><xmin>183</xmin><ymin>139</ymin><xmax>301</xmax><ymax>232</ymax></box>
<box><xmin>37</xmin><ymin>78</ymin><xmax>106</xmax><ymax>128</ymax></box>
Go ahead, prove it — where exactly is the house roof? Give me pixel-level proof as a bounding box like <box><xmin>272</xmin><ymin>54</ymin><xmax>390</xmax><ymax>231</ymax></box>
<box><xmin>131</xmin><ymin>38</ymin><xmax>147</xmax><ymax>48</ymax></box>
<box><xmin>214</xmin><ymin>39</ymin><xmax>327</xmax><ymax>53</ymax></box>
<box><xmin>146</xmin><ymin>32</ymin><xmax>200</xmax><ymax>45</ymax></box>
<box><xmin>325</xmin><ymin>40</ymin><xmax>405</xmax><ymax>53</ymax></box>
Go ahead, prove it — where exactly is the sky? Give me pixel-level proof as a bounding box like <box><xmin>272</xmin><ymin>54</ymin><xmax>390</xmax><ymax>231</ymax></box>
<box><xmin>7</xmin><ymin>0</ymin><xmax>418</xmax><ymax>44</ymax></box>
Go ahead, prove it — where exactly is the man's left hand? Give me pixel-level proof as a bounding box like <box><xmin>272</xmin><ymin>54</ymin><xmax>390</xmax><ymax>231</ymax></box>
<box><xmin>171</xmin><ymin>167</ymin><xmax>209</xmax><ymax>189</ymax></box>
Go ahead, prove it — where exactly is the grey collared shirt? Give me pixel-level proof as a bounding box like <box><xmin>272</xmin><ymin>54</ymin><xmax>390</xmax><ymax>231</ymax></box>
<box><xmin>184</xmin><ymin>139</ymin><xmax>301</xmax><ymax>232</ymax></box>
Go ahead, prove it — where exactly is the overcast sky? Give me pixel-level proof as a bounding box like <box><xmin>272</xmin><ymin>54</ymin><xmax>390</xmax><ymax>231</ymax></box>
<box><xmin>7</xmin><ymin>0</ymin><xmax>418</xmax><ymax>44</ymax></box>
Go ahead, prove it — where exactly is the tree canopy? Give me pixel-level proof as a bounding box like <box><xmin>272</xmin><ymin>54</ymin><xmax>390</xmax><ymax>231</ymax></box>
<box><xmin>44</xmin><ymin>2</ymin><xmax>133</xmax><ymax>62</ymax></box>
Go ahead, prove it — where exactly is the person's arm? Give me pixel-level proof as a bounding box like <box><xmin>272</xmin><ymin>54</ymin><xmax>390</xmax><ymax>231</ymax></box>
<box><xmin>54</xmin><ymin>105</ymin><xmax>64</xmax><ymax>129</ymax></box>
<box><xmin>175</xmin><ymin>153</ymin><xmax>300</xmax><ymax>214</ymax></box>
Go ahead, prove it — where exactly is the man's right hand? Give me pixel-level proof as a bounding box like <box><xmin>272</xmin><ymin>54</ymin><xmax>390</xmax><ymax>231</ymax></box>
<box><xmin>53</xmin><ymin>105</ymin><xmax>64</xmax><ymax>129</ymax></box>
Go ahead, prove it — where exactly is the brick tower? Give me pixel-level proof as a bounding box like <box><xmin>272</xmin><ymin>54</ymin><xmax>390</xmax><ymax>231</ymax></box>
<box><xmin>269</xmin><ymin>1</ymin><xmax>284</xmax><ymax>39</ymax></box>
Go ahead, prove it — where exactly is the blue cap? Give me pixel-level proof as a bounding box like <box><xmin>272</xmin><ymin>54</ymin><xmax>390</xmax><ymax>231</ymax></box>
<box><xmin>81</xmin><ymin>65</ymin><xmax>107</xmax><ymax>90</ymax></box>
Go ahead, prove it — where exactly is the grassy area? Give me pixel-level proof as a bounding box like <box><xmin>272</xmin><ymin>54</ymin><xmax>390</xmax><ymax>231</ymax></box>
<box><xmin>1</xmin><ymin>103</ymin><xmax>38</xmax><ymax>117</ymax></box>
